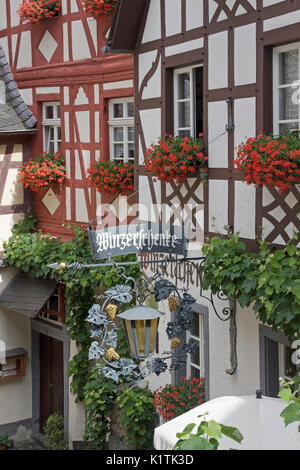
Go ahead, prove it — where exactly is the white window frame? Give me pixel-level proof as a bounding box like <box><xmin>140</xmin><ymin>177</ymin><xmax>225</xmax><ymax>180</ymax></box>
<box><xmin>186</xmin><ymin>313</ymin><xmax>205</xmax><ymax>379</ymax></box>
<box><xmin>108</xmin><ymin>98</ymin><xmax>134</xmax><ymax>163</ymax></box>
<box><xmin>273</xmin><ymin>42</ymin><xmax>300</xmax><ymax>134</ymax></box>
<box><xmin>174</xmin><ymin>64</ymin><xmax>203</xmax><ymax>138</ymax></box>
<box><xmin>42</xmin><ymin>102</ymin><xmax>61</xmax><ymax>153</ymax></box>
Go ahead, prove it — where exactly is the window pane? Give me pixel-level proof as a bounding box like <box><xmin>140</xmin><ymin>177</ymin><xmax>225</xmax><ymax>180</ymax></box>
<box><xmin>57</xmin><ymin>127</ymin><xmax>61</xmax><ymax>141</ymax></box>
<box><xmin>127</xmin><ymin>102</ymin><xmax>134</xmax><ymax>117</ymax></box>
<box><xmin>114</xmin><ymin>127</ymin><xmax>124</xmax><ymax>142</ymax></box>
<box><xmin>128</xmin><ymin>143</ymin><xmax>134</xmax><ymax>160</ymax></box>
<box><xmin>49</xmin><ymin>127</ymin><xmax>55</xmax><ymax>140</ymax></box>
<box><xmin>45</xmin><ymin>106</ymin><xmax>54</xmax><ymax>119</ymax></box>
<box><xmin>279</xmin><ymin>50</ymin><xmax>299</xmax><ymax>85</ymax></box>
<box><xmin>113</xmin><ymin>103</ymin><xmax>124</xmax><ymax>118</ymax></box>
<box><xmin>114</xmin><ymin>143</ymin><xmax>124</xmax><ymax>160</ymax></box>
<box><xmin>128</xmin><ymin>126</ymin><xmax>134</xmax><ymax>142</ymax></box>
<box><xmin>178</xmin><ymin>73</ymin><xmax>190</xmax><ymax>99</ymax></box>
<box><xmin>178</xmin><ymin>101</ymin><xmax>190</xmax><ymax>128</ymax></box>
<box><xmin>191</xmin><ymin>342</ymin><xmax>200</xmax><ymax>366</ymax></box>
<box><xmin>279</xmin><ymin>87</ymin><xmax>299</xmax><ymax>120</ymax></box>
<box><xmin>285</xmin><ymin>346</ymin><xmax>298</xmax><ymax>378</ymax></box>
<box><xmin>279</xmin><ymin>122</ymin><xmax>299</xmax><ymax>133</ymax></box>
<box><xmin>49</xmin><ymin>141</ymin><xmax>55</xmax><ymax>153</ymax></box>
<box><xmin>49</xmin><ymin>293</ymin><xmax>59</xmax><ymax>312</ymax></box>
<box><xmin>179</xmin><ymin>130</ymin><xmax>191</xmax><ymax>138</ymax></box>
<box><xmin>57</xmin><ymin>105</ymin><xmax>61</xmax><ymax>119</ymax></box>
<box><xmin>190</xmin><ymin>366</ymin><xmax>200</xmax><ymax>380</ymax></box>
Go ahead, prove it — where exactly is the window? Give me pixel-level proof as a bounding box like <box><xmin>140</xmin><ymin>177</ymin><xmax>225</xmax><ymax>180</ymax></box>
<box><xmin>174</xmin><ymin>65</ymin><xmax>203</xmax><ymax>138</ymax></box>
<box><xmin>38</xmin><ymin>286</ymin><xmax>65</xmax><ymax>325</ymax></box>
<box><xmin>42</xmin><ymin>102</ymin><xmax>61</xmax><ymax>153</ymax></box>
<box><xmin>279</xmin><ymin>344</ymin><xmax>298</xmax><ymax>380</ymax></box>
<box><xmin>186</xmin><ymin>312</ymin><xmax>204</xmax><ymax>380</ymax></box>
<box><xmin>273</xmin><ymin>43</ymin><xmax>300</xmax><ymax>133</ymax></box>
<box><xmin>108</xmin><ymin>98</ymin><xmax>134</xmax><ymax>162</ymax></box>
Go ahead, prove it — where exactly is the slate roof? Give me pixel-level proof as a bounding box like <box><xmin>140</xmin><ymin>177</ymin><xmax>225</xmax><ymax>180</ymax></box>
<box><xmin>0</xmin><ymin>272</ymin><xmax>57</xmax><ymax>318</ymax></box>
<box><xmin>0</xmin><ymin>45</ymin><xmax>37</xmax><ymax>134</ymax></box>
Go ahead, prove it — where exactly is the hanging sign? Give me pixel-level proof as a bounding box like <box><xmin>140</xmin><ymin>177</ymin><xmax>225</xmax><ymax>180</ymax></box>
<box><xmin>88</xmin><ymin>223</ymin><xmax>190</xmax><ymax>260</ymax></box>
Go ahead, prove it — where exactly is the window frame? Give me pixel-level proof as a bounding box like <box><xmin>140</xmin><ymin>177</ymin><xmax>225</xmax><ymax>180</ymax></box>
<box><xmin>173</xmin><ymin>64</ymin><xmax>203</xmax><ymax>138</ymax></box>
<box><xmin>273</xmin><ymin>42</ymin><xmax>300</xmax><ymax>134</ymax></box>
<box><xmin>186</xmin><ymin>313</ymin><xmax>205</xmax><ymax>380</ymax></box>
<box><xmin>108</xmin><ymin>97</ymin><xmax>134</xmax><ymax>163</ymax></box>
<box><xmin>42</xmin><ymin>102</ymin><xmax>61</xmax><ymax>154</ymax></box>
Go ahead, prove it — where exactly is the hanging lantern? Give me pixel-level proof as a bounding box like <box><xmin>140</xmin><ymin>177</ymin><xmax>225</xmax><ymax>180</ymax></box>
<box><xmin>117</xmin><ymin>306</ymin><xmax>164</xmax><ymax>360</ymax></box>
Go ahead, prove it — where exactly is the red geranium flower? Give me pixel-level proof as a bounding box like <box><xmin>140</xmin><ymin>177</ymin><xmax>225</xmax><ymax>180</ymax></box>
<box><xmin>145</xmin><ymin>135</ymin><xmax>208</xmax><ymax>185</ymax></box>
<box><xmin>87</xmin><ymin>160</ymin><xmax>134</xmax><ymax>196</ymax></box>
<box><xmin>81</xmin><ymin>0</ymin><xmax>117</xmax><ymax>19</ymax></box>
<box><xmin>18</xmin><ymin>1</ymin><xmax>61</xmax><ymax>24</ymax></box>
<box><xmin>18</xmin><ymin>152</ymin><xmax>66</xmax><ymax>192</ymax></box>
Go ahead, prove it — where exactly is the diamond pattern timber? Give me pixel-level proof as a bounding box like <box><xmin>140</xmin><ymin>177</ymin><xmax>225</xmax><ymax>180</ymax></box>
<box><xmin>210</xmin><ymin>0</ymin><xmax>256</xmax><ymax>23</ymax></box>
<box><xmin>163</xmin><ymin>179</ymin><xmax>205</xmax><ymax>241</ymax></box>
<box><xmin>38</xmin><ymin>31</ymin><xmax>58</xmax><ymax>63</ymax></box>
<box><xmin>42</xmin><ymin>188</ymin><xmax>61</xmax><ymax>215</ymax></box>
<box><xmin>262</xmin><ymin>186</ymin><xmax>300</xmax><ymax>245</ymax></box>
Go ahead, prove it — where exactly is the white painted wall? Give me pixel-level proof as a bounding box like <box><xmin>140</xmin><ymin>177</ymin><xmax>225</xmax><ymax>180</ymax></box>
<box><xmin>68</xmin><ymin>340</ymin><xmax>86</xmax><ymax>446</ymax></box>
<box><xmin>0</xmin><ymin>268</ymin><xmax>32</xmax><ymax>427</ymax></box>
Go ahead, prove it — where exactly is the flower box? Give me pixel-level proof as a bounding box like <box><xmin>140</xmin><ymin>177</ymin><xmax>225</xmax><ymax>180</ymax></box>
<box><xmin>87</xmin><ymin>160</ymin><xmax>134</xmax><ymax>196</ymax></box>
<box><xmin>81</xmin><ymin>0</ymin><xmax>117</xmax><ymax>19</ymax></box>
<box><xmin>145</xmin><ymin>135</ymin><xmax>208</xmax><ymax>185</ymax></box>
<box><xmin>18</xmin><ymin>152</ymin><xmax>66</xmax><ymax>192</ymax></box>
<box><xmin>234</xmin><ymin>131</ymin><xmax>300</xmax><ymax>194</ymax></box>
<box><xmin>18</xmin><ymin>1</ymin><xmax>61</xmax><ymax>24</ymax></box>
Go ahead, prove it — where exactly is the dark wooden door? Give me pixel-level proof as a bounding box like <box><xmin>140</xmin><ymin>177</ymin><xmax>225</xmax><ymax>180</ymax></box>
<box><xmin>39</xmin><ymin>333</ymin><xmax>64</xmax><ymax>431</ymax></box>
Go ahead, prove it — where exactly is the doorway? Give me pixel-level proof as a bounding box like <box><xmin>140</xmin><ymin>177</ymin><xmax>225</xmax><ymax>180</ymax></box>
<box><xmin>39</xmin><ymin>333</ymin><xmax>64</xmax><ymax>431</ymax></box>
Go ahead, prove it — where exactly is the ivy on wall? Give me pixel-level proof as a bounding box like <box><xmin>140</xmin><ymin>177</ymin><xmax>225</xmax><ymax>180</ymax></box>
<box><xmin>200</xmin><ymin>233</ymin><xmax>300</xmax><ymax>340</ymax></box>
<box><xmin>3</xmin><ymin>216</ymin><xmax>140</xmax><ymax>403</ymax></box>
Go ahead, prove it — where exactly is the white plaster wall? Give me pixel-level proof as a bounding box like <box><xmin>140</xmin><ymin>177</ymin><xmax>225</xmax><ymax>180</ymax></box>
<box><xmin>165</xmin><ymin>38</ymin><xmax>204</xmax><ymax>57</ymax></box>
<box><xmin>234</xmin><ymin>182</ymin><xmax>256</xmax><ymax>239</ymax></box>
<box><xmin>17</xmin><ymin>31</ymin><xmax>32</xmax><ymax>69</ymax></box>
<box><xmin>139</xmin><ymin>108</ymin><xmax>161</xmax><ymax>148</ymax></box>
<box><xmin>139</xmin><ymin>51</ymin><xmax>161</xmax><ymax>100</ymax></box>
<box><xmin>234</xmin><ymin>23</ymin><xmax>256</xmax><ymax>86</ymax></box>
<box><xmin>71</xmin><ymin>20</ymin><xmax>91</xmax><ymax>61</ymax></box>
<box><xmin>0</xmin><ymin>1</ymin><xmax>7</xmax><ymax>31</ymax></box>
<box><xmin>0</xmin><ymin>267</ymin><xmax>32</xmax><ymax>426</ymax></box>
<box><xmin>234</xmin><ymin>97</ymin><xmax>256</xmax><ymax>154</ymax></box>
<box><xmin>75</xmin><ymin>111</ymin><xmax>90</xmax><ymax>143</ymax></box>
<box><xmin>68</xmin><ymin>340</ymin><xmax>86</xmax><ymax>445</ymax></box>
<box><xmin>209</xmin><ymin>180</ymin><xmax>228</xmax><ymax>234</ymax></box>
<box><xmin>142</xmin><ymin>0</ymin><xmax>161</xmax><ymax>44</ymax></box>
<box><xmin>10</xmin><ymin>0</ymin><xmax>20</xmax><ymax>28</ymax></box>
<box><xmin>208</xmin><ymin>101</ymin><xmax>228</xmax><ymax>168</ymax></box>
<box><xmin>186</xmin><ymin>0</ymin><xmax>203</xmax><ymax>31</ymax></box>
<box><xmin>1</xmin><ymin>169</ymin><xmax>23</xmax><ymax>206</ymax></box>
<box><xmin>138</xmin><ymin>175</ymin><xmax>161</xmax><ymax>222</ymax></box>
<box><xmin>165</xmin><ymin>0</ymin><xmax>181</xmax><ymax>37</ymax></box>
<box><xmin>264</xmin><ymin>10</ymin><xmax>300</xmax><ymax>32</ymax></box>
<box><xmin>76</xmin><ymin>188</ymin><xmax>89</xmax><ymax>223</ymax></box>
<box><xmin>208</xmin><ymin>31</ymin><xmax>228</xmax><ymax>90</ymax></box>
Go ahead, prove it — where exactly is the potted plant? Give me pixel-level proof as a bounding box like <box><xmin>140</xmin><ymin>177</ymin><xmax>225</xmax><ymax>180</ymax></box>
<box><xmin>81</xmin><ymin>0</ymin><xmax>117</xmax><ymax>19</ymax></box>
<box><xmin>18</xmin><ymin>152</ymin><xmax>66</xmax><ymax>192</ymax></box>
<box><xmin>18</xmin><ymin>1</ymin><xmax>61</xmax><ymax>24</ymax></box>
<box><xmin>234</xmin><ymin>131</ymin><xmax>300</xmax><ymax>194</ymax></box>
<box><xmin>87</xmin><ymin>160</ymin><xmax>134</xmax><ymax>196</ymax></box>
<box><xmin>0</xmin><ymin>433</ymin><xmax>13</xmax><ymax>450</ymax></box>
<box><xmin>154</xmin><ymin>376</ymin><xmax>205</xmax><ymax>423</ymax></box>
<box><xmin>145</xmin><ymin>134</ymin><xmax>208</xmax><ymax>184</ymax></box>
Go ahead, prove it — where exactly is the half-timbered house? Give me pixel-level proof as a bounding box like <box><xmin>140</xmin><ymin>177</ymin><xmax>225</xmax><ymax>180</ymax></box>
<box><xmin>0</xmin><ymin>0</ymin><xmax>135</xmax><ymax>444</ymax></box>
<box><xmin>108</xmin><ymin>0</ymin><xmax>300</xmax><ymax>400</ymax></box>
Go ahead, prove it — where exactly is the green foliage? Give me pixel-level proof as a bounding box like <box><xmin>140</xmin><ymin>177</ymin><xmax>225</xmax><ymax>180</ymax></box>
<box><xmin>173</xmin><ymin>414</ymin><xmax>244</xmax><ymax>451</ymax></box>
<box><xmin>3</xmin><ymin>215</ymin><xmax>140</xmax><ymax>437</ymax></box>
<box><xmin>44</xmin><ymin>413</ymin><xmax>68</xmax><ymax>450</ymax></box>
<box><xmin>200</xmin><ymin>234</ymin><xmax>300</xmax><ymax>340</ymax></box>
<box><xmin>117</xmin><ymin>386</ymin><xmax>157</xmax><ymax>450</ymax></box>
<box><xmin>278</xmin><ymin>375</ymin><xmax>300</xmax><ymax>432</ymax></box>
<box><xmin>83</xmin><ymin>367</ymin><xmax>117</xmax><ymax>449</ymax></box>
<box><xmin>0</xmin><ymin>433</ymin><xmax>13</xmax><ymax>448</ymax></box>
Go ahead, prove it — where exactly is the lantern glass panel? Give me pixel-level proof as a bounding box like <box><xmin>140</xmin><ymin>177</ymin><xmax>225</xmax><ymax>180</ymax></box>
<box><xmin>125</xmin><ymin>320</ymin><xmax>135</xmax><ymax>357</ymax></box>
<box><xmin>135</xmin><ymin>320</ymin><xmax>147</xmax><ymax>356</ymax></box>
<box><xmin>149</xmin><ymin>318</ymin><xmax>159</xmax><ymax>354</ymax></box>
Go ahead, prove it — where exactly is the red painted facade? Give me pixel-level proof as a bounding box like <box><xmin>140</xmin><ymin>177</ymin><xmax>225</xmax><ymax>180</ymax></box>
<box><xmin>0</xmin><ymin>1</ymin><xmax>134</xmax><ymax>239</ymax></box>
